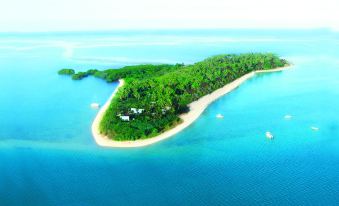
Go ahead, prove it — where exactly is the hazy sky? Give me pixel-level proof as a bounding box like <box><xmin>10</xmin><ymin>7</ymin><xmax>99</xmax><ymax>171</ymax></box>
<box><xmin>0</xmin><ymin>0</ymin><xmax>338</xmax><ymax>32</ymax></box>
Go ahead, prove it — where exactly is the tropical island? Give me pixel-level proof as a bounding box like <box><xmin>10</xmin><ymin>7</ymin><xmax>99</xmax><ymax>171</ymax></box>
<box><xmin>59</xmin><ymin>53</ymin><xmax>289</xmax><ymax>147</ymax></box>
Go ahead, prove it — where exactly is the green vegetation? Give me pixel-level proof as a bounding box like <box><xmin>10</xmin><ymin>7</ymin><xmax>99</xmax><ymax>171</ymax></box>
<box><xmin>71</xmin><ymin>72</ymin><xmax>89</xmax><ymax>80</ymax></box>
<box><xmin>93</xmin><ymin>64</ymin><xmax>185</xmax><ymax>82</ymax></box>
<box><xmin>58</xmin><ymin>68</ymin><xmax>75</xmax><ymax>75</ymax></box>
<box><xmin>60</xmin><ymin>53</ymin><xmax>288</xmax><ymax>141</ymax></box>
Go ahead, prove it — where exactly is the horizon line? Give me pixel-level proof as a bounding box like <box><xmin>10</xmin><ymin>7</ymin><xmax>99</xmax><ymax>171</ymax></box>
<box><xmin>0</xmin><ymin>27</ymin><xmax>336</xmax><ymax>34</ymax></box>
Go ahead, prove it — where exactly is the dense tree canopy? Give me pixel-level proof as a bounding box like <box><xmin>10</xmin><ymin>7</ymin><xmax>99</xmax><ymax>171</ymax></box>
<box><xmin>59</xmin><ymin>53</ymin><xmax>288</xmax><ymax>141</ymax></box>
<box><xmin>58</xmin><ymin>68</ymin><xmax>75</xmax><ymax>75</ymax></box>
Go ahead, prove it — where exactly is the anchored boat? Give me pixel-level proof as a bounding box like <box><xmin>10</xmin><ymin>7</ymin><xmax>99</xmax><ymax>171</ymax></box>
<box><xmin>216</xmin><ymin>114</ymin><xmax>224</xmax><ymax>119</ymax></box>
<box><xmin>266</xmin><ymin>131</ymin><xmax>274</xmax><ymax>139</ymax></box>
<box><xmin>311</xmin><ymin>126</ymin><xmax>319</xmax><ymax>131</ymax></box>
<box><xmin>284</xmin><ymin>115</ymin><xmax>292</xmax><ymax>119</ymax></box>
<box><xmin>90</xmin><ymin>103</ymin><xmax>100</xmax><ymax>109</ymax></box>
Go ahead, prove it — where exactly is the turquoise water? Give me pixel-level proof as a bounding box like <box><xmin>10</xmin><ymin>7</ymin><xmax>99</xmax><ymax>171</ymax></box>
<box><xmin>1</xmin><ymin>29</ymin><xmax>339</xmax><ymax>205</ymax></box>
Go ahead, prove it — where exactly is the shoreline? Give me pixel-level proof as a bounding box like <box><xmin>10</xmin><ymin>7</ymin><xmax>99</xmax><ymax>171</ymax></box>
<box><xmin>92</xmin><ymin>66</ymin><xmax>291</xmax><ymax>148</ymax></box>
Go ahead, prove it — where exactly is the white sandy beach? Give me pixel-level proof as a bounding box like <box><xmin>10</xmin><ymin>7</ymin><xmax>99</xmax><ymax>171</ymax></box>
<box><xmin>92</xmin><ymin>66</ymin><xmax>291</xmax><ymax>148</ymax></box>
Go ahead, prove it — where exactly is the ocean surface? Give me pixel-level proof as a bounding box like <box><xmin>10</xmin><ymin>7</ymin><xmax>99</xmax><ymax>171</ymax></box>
<box><xmin>0</xmin><ymin>29</ymin><xmax>339</xmax><ymax>205</ymax></box>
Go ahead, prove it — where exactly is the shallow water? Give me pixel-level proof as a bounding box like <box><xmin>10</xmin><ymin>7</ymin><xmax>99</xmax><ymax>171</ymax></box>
<box><xmin>0</xmin><ymin>29</ymin><xmax>339</xmax><ymax>205</ymax></box>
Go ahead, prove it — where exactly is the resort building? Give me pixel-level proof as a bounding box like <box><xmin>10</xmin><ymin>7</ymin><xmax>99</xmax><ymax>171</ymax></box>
<box><xmin>131</xmin><ymin>108</ymin><xmax>144</xmax><ymax>114</ymax></box>
<box><xmin>120</xmin><ymin>115</ymin><xmax>130</xmax><ymax>121</ymax></box>
<box><xmin>162</xmin><ymin>106</ymin><xmax>171</xmax><ymax>114</ymax></box>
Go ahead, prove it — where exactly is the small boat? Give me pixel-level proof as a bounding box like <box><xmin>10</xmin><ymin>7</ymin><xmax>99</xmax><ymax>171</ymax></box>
<box><xmin>266</xmin><ymin>131</ymin><xmax>274</xmax><ymax>139</ymax></box>
<box><xmin>90</xmin><ymin>103</ymin><xmax>100</xmax><ymax>109</ymax></box>
<box><xmin>311</xmin><ymin>126</ymin><xmax>319</xmax><ymax>131</ymax></box>
<box><xmin>284</xmin><ymin>115</ymin><xmax>292</xmax><ymax>119</ymax></box>
<box><xmin>216</xmin><ymin>114</ymin><xmax>224</xmax><ymax>118</ymax></box>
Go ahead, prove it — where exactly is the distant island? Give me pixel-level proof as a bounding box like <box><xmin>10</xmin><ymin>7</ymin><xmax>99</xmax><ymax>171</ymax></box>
<box><xmin>59</xmin><ymin>53</ymin><xmax>289</xmax><ymax>147</ymax></box>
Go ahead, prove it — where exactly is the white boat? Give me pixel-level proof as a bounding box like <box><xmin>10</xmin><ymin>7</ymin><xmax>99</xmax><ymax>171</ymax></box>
<box><xmin>311</xmin><ymin>126</ymin><xmax>319</xmax><ymax>131</ymax></box>
<box><xmin>216</xmin><ymin>114</ymin><xmax>224</xmax><ymax>118</ymax></box>
<box><xmin>266</xmin><ymin>131</ymin><xmax>274</xmax><ymax>139</ymax></box>
<box><xmin>284</xmin><ymin>115</ymin><xmax>292</xmax><ymax>119</ymax></box>
<box><xmin>90</xmin><ymin>103</ymin><xmax>100</xmax><ymax>109</ymax></box>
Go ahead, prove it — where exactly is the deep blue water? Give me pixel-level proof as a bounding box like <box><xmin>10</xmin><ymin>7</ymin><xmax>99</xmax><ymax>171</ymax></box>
<box><xmin>0</xmin><ymin>29</ymin><xmax>339</xmax><ymax>205</ymax></box>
